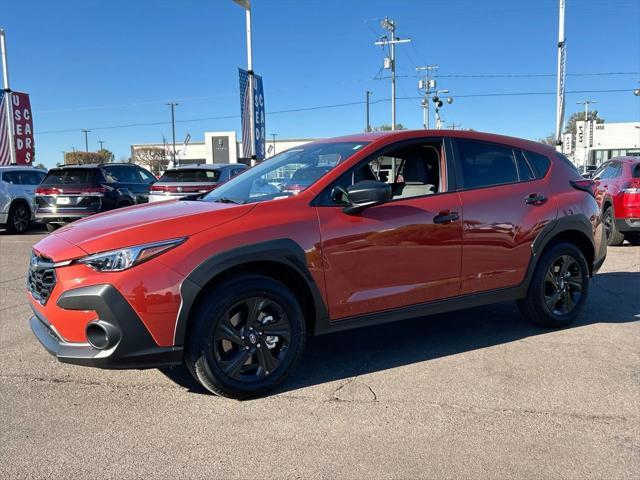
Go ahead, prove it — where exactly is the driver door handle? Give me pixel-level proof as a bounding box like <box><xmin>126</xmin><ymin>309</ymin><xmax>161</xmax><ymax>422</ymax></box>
<box><xmin>433</xmin><ymin>211</ymin><xmax>459</xmax><ymax>224</ymax></box>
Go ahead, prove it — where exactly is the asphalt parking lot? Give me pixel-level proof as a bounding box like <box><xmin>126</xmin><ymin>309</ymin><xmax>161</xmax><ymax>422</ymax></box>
<box><xmin>0</xmin><ymin>228</ymin><xmax>638</xmax><ymax>479</ymax></box>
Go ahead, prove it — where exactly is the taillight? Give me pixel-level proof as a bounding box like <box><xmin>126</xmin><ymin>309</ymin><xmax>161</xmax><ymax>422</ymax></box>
<box><xmin>622</xmin><ymin>180</ymin><xmax>640</xmax><ymax>194</ymax></box>
<box><xmin>150</xmin><ymin>185</ymin><xmax>169</xmax><ymax>193</ymax></box>
<box><xmin>151</xmin><ymin>185</ymin><xmax>215</xmax><ymax>194</ymax></box>
<box><xmin>80</xmin><ymin>186</ymin><xmax>106</xmax><ymax>196</ymax></box>
<box><xmin>570</xmin><ymin>179</ymin><xmax>596</xmax><ymax>197</ymax></box>
<box><xmin>35</xmin><ymin>187</ymin><xmax>62</xmax><ymax>195</ymax></box>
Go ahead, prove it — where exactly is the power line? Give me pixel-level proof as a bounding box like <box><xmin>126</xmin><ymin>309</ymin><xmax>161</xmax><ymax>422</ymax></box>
<box><xmin>35</xmin><ymin>88</ymin><xmax>635</xmax><ymax>135</ymax></box>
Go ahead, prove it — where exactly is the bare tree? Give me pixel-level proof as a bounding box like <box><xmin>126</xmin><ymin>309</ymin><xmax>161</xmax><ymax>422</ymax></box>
<box><xmin>64</xmin><ymin>151</ymin><xmax>113</xmax><ymax>165</ymax></box>
<box><xmin>133</xmin><ymin>147</ymin><xmax>169</xmax><ymax>176</ymax></box>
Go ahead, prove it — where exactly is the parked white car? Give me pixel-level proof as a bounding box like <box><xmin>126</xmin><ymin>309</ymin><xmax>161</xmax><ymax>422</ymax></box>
<box><xmin>0</xmin><ymin>166</ymin><xmax>47</xmax><ymax>234</ymax></box>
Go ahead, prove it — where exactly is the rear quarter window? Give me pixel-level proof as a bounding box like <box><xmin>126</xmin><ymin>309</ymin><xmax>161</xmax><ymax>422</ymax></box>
<box><xmin>633</xmin><ymin>164</ymin><xmax>640</xmax><ymax>178</ymax></box>
<box><xmin>523</xmin><ymin>151</ymin><xmax>553</xmax><ymax>178</ymax></box>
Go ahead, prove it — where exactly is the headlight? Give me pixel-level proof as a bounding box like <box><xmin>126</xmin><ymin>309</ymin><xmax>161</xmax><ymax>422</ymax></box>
<box><xmin>77</xmin><ymin>238</ymin><xmax>186</xmax><ymax>272</ymax></box>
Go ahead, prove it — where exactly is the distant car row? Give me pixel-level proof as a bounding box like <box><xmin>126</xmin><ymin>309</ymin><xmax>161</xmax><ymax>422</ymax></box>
<box><xmin>0</xmin><ymin>163</ymin><xmax>247</xmax><ymax>233</ymax></box>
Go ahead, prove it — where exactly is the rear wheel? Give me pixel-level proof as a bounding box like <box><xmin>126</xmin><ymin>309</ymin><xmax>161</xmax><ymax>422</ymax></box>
<box><xmin>517</xmin><ymin>242</ymin><xmax>589</xmax><ymax>328</ymax></box>
<box><xmin>185</xmin><ymin>274</ymin><xmax>306</xmax><ymax>399</ymax></box>
<box><xmin>603</xmin><ymin>206</ymin><xmax>625</xmax><ymax>246</ymax></box>
<box><xmin>6</xmin><ymin>203</ymin><xmax>30</xmax><ymax>234</ymax></box>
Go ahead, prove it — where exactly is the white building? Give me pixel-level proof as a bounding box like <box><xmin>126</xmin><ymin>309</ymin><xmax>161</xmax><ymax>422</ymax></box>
<box><xmin>131</xmin><ymin>131</ymin><xmax>318</xmax><ymax>167</ymax></box>
<box><xmin>564</xmin><ymin>121</ymin><xmax>640</xmax><ymax>166</ymax></box>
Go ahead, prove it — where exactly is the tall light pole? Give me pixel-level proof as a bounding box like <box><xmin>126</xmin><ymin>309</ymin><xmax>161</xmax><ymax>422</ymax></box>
<box><xmin>233</xmin><ymin>0</ymin><xmax>256</xmax><ymax>163</ymax></box>
<box><xmin>555</xmin><ymin>0</ymin><xmax>567</xmax><ymax>150</ymax></box>
<box><xmin>365</xmin><ymin>90</ymin><xmax>372</xmax><ymax>132</ymax></box>
<box><xmin>1</xmin><ymin>28</ymin><xmax>16</xmax><ymax>165</ymax></box>
<box><xmin>81</xmin><ymin>129</ymin><xmax>90</xmax><ymax>152</ymax></box>
<box><xmin>271</xmin><ymin>133</ymin><xmax>277</xmax><ymax>157</ymax></box>
<box><xmin>166</xmin><ymin>102</ymin><xmax>178</xmax><ymax>167</ymax></box>
<box><xmin>375</xmin><ymin>18</ymin><xmax>410</xmax><ymax>130</ymax></box>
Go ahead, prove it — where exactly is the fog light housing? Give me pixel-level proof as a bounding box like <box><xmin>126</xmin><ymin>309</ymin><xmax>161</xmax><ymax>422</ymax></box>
<box><xmin>86</xmin><ymin>321</ymin><xmax>121</xmax><ymax>350</ymax></box>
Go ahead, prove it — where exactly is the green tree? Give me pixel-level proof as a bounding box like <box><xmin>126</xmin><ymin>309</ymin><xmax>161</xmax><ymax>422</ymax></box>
<box><xmin>33</xmin><ymin>162</ymin><xmax>47</xmax><ymax>170</ymax></box>
<box><xmin>97</xmin><ymin>148</ymin><xmax>115</xmax><ymax>162</ymax></box>
<box><xmin>564</xmin><ymin>110</ymin><xmax>605</xmax><ymax>136</ymax></box>
<box><xmin>371</xmin><ymin>123</ymin><xmax>407</xmax><ymax>132</ymax></box>
<box><xmin>538</xmin><ymin>133</ymin><xmax>557</xmax><ymax>146</ymax></box>
<box><xmin>64</xmin><ymin>151</ymin><xmax>114</xmax><ymax>165</ymax></box>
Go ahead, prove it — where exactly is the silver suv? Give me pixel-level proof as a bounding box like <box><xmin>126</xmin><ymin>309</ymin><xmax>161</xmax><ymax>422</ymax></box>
<box><xmin>0</xmin><ymin>166</ymin><xmax>47</xmax><ymax>234</ymax></box>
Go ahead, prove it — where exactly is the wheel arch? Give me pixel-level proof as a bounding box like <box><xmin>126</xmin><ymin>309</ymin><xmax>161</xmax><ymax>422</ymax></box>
<box><xmin>9</xmin><ymin>197</ymin><xmax>31</xmax><ymax>215</ymax></box>
<box><xmin>174</xmin><ymin>239</ymin><xmax>329</xmax><ymax>346</ymax></box>
<box><xmin>530</xmin><ymin>215</ymin><xmax>596</xmax><ymax>278</ymax></box>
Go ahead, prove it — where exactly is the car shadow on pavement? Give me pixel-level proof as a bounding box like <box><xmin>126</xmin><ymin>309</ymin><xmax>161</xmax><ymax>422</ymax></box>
<box><xmin>160</xmin><ymin>271</ymin><xmax>639</xmax><ymax>397</ymax></box>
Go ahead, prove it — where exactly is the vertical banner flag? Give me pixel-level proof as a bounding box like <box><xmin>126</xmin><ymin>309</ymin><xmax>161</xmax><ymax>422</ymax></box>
<box><xmin>239</xmin><ymin>68</ymin><xmax>266</xmax><ymax>160</ymax></box>
<box><xmin>12</xmin><ymin>92</ymin><xmax>34</xmax><ymax>165</ymax></box>
<box><xmin>0</xmin><ymin>91</ymin><xmax>10</xmax><ymax>166</ymax></box>
<box><xmin>0</xmin><ymin>91</ymin><xmax>34</xmax><ymax>165</ymax></box>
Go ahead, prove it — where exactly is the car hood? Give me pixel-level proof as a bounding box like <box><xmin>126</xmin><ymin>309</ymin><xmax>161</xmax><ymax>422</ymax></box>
<box><xmin>51</xmin><ymin>200</ymin><xmax>255</xmax><ymax>256</ymax></box>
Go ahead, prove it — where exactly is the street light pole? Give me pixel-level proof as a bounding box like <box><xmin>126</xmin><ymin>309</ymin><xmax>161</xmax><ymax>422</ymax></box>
<box><xmin>271</xmin><ymin>133</ymin><xmax>277</xmax><ymax>157</ymax></box>
<box><xmin>1</xmin><ymin>28</ymin><xmax>16</xmax><ymax>165</ymax></box>
<box><xmin>233</xmin><ymin>0</ymin><xmax>256</xmax><ymax>164</ymax></box>
<box><xmin>555</xmin><ymin>0</ymin><xmax>567</xmax><ymax>150</ymax></box>
<box><xmin>417</xmin><ymin>65</ymin><xmax>439</xmax><ymax>129</ymax></box>
<box><xmin>166</xmin><ymin>102</ymin><xmax>178</xmax><ymax>167</ymax></box>
<box><xmin>365</xmin><ymin>90</ymin><xmax>372</xmax><ymax>132</ymax></box>
<box><xmin>82</xmin><ymin>129</ymin><xmax>90</xmax><ymax>152</ymax></box>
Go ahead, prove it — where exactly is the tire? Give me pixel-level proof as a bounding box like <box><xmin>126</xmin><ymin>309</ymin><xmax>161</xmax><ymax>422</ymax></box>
<box><xmin>603</xmin><ymin>206</ymin><xmax>625</xmax><ymax>246</ymax></box>
<box><xmin>624</xmin><ymin>233</ymin><xmax>640</xmax><ymax>246</ymax></box>
<box><xmin>6</xmin><ymin>202</ymin><xmax>30</xmax><ymax>234</ymax></box>
<box><xmin>185</xmin><ymin>274</ymin><xmax>306</xmax><ymax>399</ymax></box>
<box><xmin>517</xmin><ymin>242</ymin><xmax>589</xmax><ymax>328</ymax></box>
<box><xmin>45</xmin><ymin>223</ymin><xmax>60</xmax><ymax>233</ymax></box>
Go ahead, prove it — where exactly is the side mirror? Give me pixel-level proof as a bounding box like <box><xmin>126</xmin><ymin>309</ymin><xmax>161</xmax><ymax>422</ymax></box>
<box><xmin>341</xmin><ymin>180</ymin><xmax>392</xmax><ymax>215</ymax></box>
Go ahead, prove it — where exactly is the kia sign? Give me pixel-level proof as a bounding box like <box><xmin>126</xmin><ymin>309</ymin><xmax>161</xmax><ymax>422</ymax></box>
<box><xmin>12</xmin><ymin>92</ymin><xmax>34</xmax><ymax>165</ymax></box>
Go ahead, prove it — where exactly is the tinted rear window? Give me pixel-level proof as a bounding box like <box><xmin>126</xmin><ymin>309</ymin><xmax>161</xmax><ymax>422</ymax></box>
<box><xmin>159</xmin><ymin>169</ymin><xmax>220</xmax><ymax>182</ymax></box>
<box><xmin>633</xmin><ymin>164</ymin><xmax>640</xmax><ymax>179</ymax></box>
<box><xmin>2</xmin><ymin>170</ymin><xmax>46</xmax><ymax>185</ymax></box>
<box><xmin>524</xmin><ymin>151</ymin><xmax>552</xmax><ymax>178</ymax></box>
<box><xmin>41</xmin><ymin>169</ymin><xmax>97</xmax><ymax>185</ymax></box>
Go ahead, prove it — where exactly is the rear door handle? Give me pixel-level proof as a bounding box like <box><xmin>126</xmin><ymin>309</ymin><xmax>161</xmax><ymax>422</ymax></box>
<box><xmin>525</xmin><ymin>193</ymin><xmax>547</xmax><ymax>205</ymax></box>
<box><xmin>433</xmin><ymin>211</ymin><xmax>459</xmax><ymax>224</ymax></box>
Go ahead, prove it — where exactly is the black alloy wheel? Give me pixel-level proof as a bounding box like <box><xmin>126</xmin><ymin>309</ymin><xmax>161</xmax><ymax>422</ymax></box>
<box><xmin>603</xmin><ymin>206</ymin><xmax>625</xmax><ymax>246</ymax></box>
<box><xmin>7</xmin><ymin>204</ymin><xmax>30</xmax><ymax>234</ymax></box>
<box><xmin>517</xmin><ymin>241</ymin><xmax>589</xmax><ymax>328</ymax></box>
<box><xmin>543</xmin><ymin>254</ymin><xmax>583</xmax><ymax>316</ymax></box>
<box><xmin>185</xmin><ymin>274</ymin><xmax>305</xmax><ymax>399</ymax></box>
<box><xmin>213</xmin><ymin>297</ymin><xmax>291</xmax><ymax>382</ymax></box>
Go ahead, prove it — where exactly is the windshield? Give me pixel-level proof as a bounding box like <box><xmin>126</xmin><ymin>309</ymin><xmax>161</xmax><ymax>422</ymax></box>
<box><xmin>201</xmin><ymin>141</ymin><xmax>368</xmax><ymax>204</ymax></box>
<box><xmin>41</xmin><ymin>169</ymin><xmax>97</xmax><ymax>185</ymax></box>
<box><xmin>159</xmin><ymin>169</ymin><xmax>220</xmax><ymax>183</ymax></box>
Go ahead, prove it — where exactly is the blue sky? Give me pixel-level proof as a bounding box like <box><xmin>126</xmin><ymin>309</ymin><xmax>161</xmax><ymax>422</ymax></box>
<box><xmin>4</xmin><ymin>0</ymin><xmax>640</xmax><ymax>167</ymax></box>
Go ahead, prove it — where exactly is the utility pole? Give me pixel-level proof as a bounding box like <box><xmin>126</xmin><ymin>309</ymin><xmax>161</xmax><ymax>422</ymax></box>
<box><xmin>98</xmin><ymin>140</ymin><xmax>105</xmax><ymax>151</ymax></box>
<box><xmin>375</xmin><ymin>18</ymin><xmax>410</xmax><ymax>130</ymax></box>
<box><xmin>555</xmin><ymin>0</ymin><xmax>567</xmax><ymax>150</ymax></box>
<box><xmin>1</xmin><ymin>28</ymin><xmax>16</xmax><ymax>165</ymax></box>
<box><xmin>271</xmin><ymin>133</ymin><xmax>277</xmax><ymax>157</ymax></box>
<box><xmin>166</xmin><ymin>102</ymin><xmax>178</xmax><ymax>167</ymax></box>
<box><xmin>82</xmin><ymin>129</ymin><xmax>90</xmax><ymax>152</ymax></box>
<box><xmin>365</xmin><ymin>90</ymin><xmax>372</xmax><ymax>132</ymax></box>
<box><xmin>577</xmin><ymin>99</ymin><xmax>596</xmax><ymax>166</ymax></box>
<box><xmin>447</xmin><ymin>122</ymin><xmax>462</xmax><ymax>130</ymax></box>
<box><xmin>416</xmin><ymin>65</ymin><xmax>438</xmax><ymax>129</ymax></box>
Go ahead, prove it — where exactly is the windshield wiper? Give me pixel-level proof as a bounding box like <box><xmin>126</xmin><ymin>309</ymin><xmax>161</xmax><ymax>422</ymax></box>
<box><xmin>214</xmin><ymin>197</ymin><xmax>246</xmax><ymax>205</ymax></box>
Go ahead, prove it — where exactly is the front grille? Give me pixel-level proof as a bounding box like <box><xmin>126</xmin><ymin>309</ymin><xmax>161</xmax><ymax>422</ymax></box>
<box><xmin>27</xmin><ymin>252</ymin><xmax>57</xmax><ymax>306</ymax></box>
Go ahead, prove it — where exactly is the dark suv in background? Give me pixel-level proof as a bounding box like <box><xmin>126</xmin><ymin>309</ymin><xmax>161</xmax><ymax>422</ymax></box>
<box><xmin>35</xmin><ymin>163</ymin><xmax>156</xmax><ymax>231</ymax></box>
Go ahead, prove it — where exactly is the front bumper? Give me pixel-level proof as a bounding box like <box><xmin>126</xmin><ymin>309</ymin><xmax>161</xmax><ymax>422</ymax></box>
<box><xmin>615</xmin><ymin>218</ymin><xmax>640</xmax><ymax>233</ymax></box>
<box><xmin>30</xmin><ymin>284</ymin><xmax>182</xmax><ymax>369</ymax></box>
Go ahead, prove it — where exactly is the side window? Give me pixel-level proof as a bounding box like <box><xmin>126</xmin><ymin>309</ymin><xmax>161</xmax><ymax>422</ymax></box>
<box><xmin>454</xmin><ymin>140</ymin><xmax>519</xmax><ymax>189</ymax></box>
<box><xmin>515</xmin><ymin>151</ymin><xmax>536</xmax><ymax>181</ymax></box>
<box><xmin>593</xmin><ymin>163</ymin><xmax>607</xmax><ymax>179</ymax></box>
<box><xmin>599</xmin><ymin>163</ymin><xmax>619</xmax><ymax>180</ymax></box>
<box><xmin>136</xmin><ymin>167</ymin><xmax>156</xmax><ymax>183</ymax></box>
<box><xmin>2</xmin><ymin>171</ymin><xmax>17</xmax><ymax>183</ymax></box>
<box><xmin>321</xmin><ymin>140</ymin><xmax>444</xmax><ymax>205</ymax></box>
<box><xmin>524</xmin><ymin>150</ymin><xmax>552</xmax><ymax>178</ymax></box>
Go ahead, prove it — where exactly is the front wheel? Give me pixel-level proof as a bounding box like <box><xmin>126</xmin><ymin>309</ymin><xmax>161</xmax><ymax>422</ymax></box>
<box><xmin>517</xmin><ymin>242</ymin><xmax>589</xmax><ymax>328</ymax></box>
<box><xmin>185</xmin><ymin>274</ymin><xmax>306</xmax><ymax>399</ymax></box>
<box><xmin>6</xmin><ymin>203</ymin><xmax>30</xmax><ymax>234</ymax></box>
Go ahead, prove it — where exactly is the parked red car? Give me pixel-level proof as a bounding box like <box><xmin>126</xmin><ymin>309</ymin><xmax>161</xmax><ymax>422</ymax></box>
<box><xmin>592</xmin><ymin>156</ymin><xmax>640</xmax><ymax>246</ymax></box>
<box><xmin>27</xmin><ymin>130</ymin><xmax>606</xmax><ymax>398</ymax></box>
